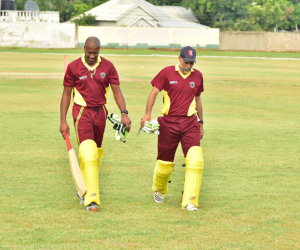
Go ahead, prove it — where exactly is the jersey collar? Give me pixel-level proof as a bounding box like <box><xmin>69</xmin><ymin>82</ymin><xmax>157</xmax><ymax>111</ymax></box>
<box><xmin>81</xmin><ymin>55</ymin><xmax>101</xmax><ymax>71</ymax></box>
<box><xmin>175</xmin><ymin>63</ymin><xmax>194</xmax><ymax>79</ymax></box>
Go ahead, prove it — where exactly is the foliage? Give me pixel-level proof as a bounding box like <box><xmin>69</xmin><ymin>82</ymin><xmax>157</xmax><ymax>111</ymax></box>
<box><xmin>72</xmin><ymin>13</ymin><xmax>97</xmax><ymax>26</ymax></box>
<box><xmin>15</xmin><ymin>0</ymin><xmax>109</xmax><ymax>22</ymax></box>
<box><xmin>15</xmin><ymin>0</ymin><xmax>53</xmax><ymax>11</ymax></box>
<box><xmin>182</xmin><ymin>0</ymin><xmax>254</xmax><ymax>28</ymax></box>
<box><xmin>146</xmin><ymin>0</ymin><xmax>182</xmax><ymax>5</ymax></box>
<box><xmin>247</xmin><ymin>0</ymin><xmax>292</xmax><ymax>31</ymax></box>
<box><xmin>14</xmin><ymin>0</ymin><xmax>300</xmax><ymax>31</ymax></box>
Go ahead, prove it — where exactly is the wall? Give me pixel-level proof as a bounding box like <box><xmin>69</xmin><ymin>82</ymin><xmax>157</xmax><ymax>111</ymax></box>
<box><xmin>266</xmin><ymin>32</ymin><xmax>300</xmax><ymax>52</ymax></box>
<box><xmin>78</xmin><ymin>26</ymin><xmax>219</xmax><ymax>49</ymax></box>
<box><xmin>0</xmin><ymin>22</ymin><xmax>76</xmax><ymax>48</ymax></box>
<box><xmin>220</xmin><ymin>31</ymin><xmax>300</xmax><ymax>52</ymax></box>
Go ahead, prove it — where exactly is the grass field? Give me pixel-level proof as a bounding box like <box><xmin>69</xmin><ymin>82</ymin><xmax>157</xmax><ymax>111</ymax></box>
<box><xmin>1</xmin><ymin>46</ymin><xmax>300</xmax><ymax>58</ymax></box>
<box><xmin>0</xmin><ymin>50</ymin><xmax>299</xmax><ymax>249</ymax></box>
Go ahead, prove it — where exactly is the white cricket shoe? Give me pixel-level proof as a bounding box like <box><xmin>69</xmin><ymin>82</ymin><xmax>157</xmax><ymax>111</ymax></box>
<box><xmin>154</xmin><ymin>191</ymin><xmax>164</xmax><ymax>203</ymax></box>
<box><xmin>77</xmin><ymin>192</ymin><xmax>84</xmax><ymax>205</ymax></box>
<box><xmin>181</xmin><ymin>203</ymin><xmax>198</xmax><ymax>211</ymax></box>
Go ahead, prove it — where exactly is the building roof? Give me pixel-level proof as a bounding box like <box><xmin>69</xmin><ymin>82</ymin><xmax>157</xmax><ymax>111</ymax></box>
<box><xmin>82</xmin><ymin>0</ymin><xmax>209</xmax><ymax>28</ymax></box>
<box><xmin>157</xmin><ymin>6</ymin><xmax>199</xmax><ymax>23</ymax></box>
<box><xmin>158</xmin><ymin>20</ymin><xmax>209</xmax><ymax>29</ymax></box>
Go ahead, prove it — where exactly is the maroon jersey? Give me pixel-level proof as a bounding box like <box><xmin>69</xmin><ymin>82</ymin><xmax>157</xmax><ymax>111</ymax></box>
<box><xmin>151</xmin><ymin>64</ymin><xmax>204</xmax><ymax>116</ymax></box>
<box><xmin>63</xmin><ymin>56</ymin><xmax>120</xmax><ymax>107</ymax></box>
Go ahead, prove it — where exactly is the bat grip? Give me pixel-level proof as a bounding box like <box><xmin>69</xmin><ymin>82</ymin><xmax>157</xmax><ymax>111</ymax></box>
<box><xmin>65</xmin><ymin>133</ymin><xmax>72</xmax><ymax>151</ymax></box>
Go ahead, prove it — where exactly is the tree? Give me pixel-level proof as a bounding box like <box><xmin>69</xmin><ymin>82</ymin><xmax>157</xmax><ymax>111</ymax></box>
<box><xmin>247</xmin><ymin>0</ymin><xmax>293</xmax><ymax>31</ymax></box>
<box><xmin>284</xmin><ymin>0</ymin><xmax>300</xmax><ymax>31</ymax></box>
<box><xmin>15</xmin><ymin>0</ymin><xmax>109</xmax><ymax>22</ymax></box>
<box><xmin>181</xmin><ymin>0</ymin><xmax>253</xmax><ymax>27</ymax></box>
<box><xmin>146</xmin><ymin>0</ymin><xmax>182</xmax><ymax>6</ymax></box>
<box><xmin>72</xmin><ymin>13</ymin><xmax>97</xmax><ymax>26</ymax></box>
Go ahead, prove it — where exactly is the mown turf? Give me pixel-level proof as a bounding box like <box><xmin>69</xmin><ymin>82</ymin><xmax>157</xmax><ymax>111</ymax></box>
<box><xmin>0</xmin><ymin>52</ymin><xmax>299</xmax><ymax>249</ymax></box>
<box><xmin>1</xmin><ymin>46</ymin><xmax>300</xmax><ymax>58</ymax></box>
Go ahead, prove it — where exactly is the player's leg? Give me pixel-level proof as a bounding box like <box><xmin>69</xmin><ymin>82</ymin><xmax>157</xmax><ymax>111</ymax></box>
<box><xmin>180</xmin><ymin>116</ymin><xmax>203</xmax><ymax>211</ymax></box>
<box><xmin>79</xmin><ymin>139</ymin><xmax>99</xmax><ymax>210</ymax></box>
<box><xmin>73</xmin><ymin>105</ymin><xmax>100</xmax><ymax>211</ymax></box>
<box><xmin>94</xmin><ymin>105</ymin><xmax>107</xmax><ymax>172</ymax></box>
<box><xmin>152</xmin><ymin>116</ymin><xmax>180</xmax><ymax>203</ymax></box>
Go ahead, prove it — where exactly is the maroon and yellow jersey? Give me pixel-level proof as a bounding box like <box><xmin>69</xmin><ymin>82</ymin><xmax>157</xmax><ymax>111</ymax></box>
<box><xmin>151</xmin><ymin>64</ymin><xmax>204</xmax><ymax>116</ymax></box>
<box><xmin>63</xmin><ymin>56</ymin><xmax>120</xmax><ymax>107</ymax></box>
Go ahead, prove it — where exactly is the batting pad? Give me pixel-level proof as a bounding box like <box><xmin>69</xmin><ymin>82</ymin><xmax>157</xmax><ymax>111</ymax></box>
<box><xmin>152</xmin><ymin>160</ymin><xmax>174</xmax><ymax>194</ymax></box>
<box><xmin>97</xmin><ymin>148</ymin><xmax>103</xmax><ymax>171</ymax></box>
<box><xmin>79</xmin><ymin>140</ymin><xmax>100</xmax><ymax>206</ymax></box>
<box><xmin>182</xmin><ymin>146</ymin><xmax>204</xmax><ymax>208</ymax></box>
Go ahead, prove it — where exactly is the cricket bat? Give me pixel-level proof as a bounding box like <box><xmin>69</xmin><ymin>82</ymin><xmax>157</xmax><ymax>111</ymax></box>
<box><xmin>65</xmin><ymin>133</ymin><xmax>87</xmax><ymax>197</ymax></box>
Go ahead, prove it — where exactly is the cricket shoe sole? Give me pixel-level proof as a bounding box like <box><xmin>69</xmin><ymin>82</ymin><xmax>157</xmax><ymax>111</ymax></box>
<box><xmin>154</xmin><ymin>191</ymin><xmax>164</xmax><ymax>203</ymax></box>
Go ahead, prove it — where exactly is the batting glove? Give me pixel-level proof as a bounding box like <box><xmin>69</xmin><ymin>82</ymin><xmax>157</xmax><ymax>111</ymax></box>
<box><xmin>108</xmin><ymin>113</ymin><xmax>128</xmax><ymax>143</ymax></box>
<box><xmin>142</xmin><ymin>120</ymin><xmax>160</xmax><ymax>135</ymax></box>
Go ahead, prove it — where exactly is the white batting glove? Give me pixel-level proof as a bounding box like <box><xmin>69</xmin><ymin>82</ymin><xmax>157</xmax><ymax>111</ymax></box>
<box><xmin>151</xmin><ymin>119</ymin><xmax>160</xmax><ymax>135</ymax></box>
<box><xmin>142</xmin><ymin>120</ymin><xmax>160</xmax><ymax>135</ymax></box>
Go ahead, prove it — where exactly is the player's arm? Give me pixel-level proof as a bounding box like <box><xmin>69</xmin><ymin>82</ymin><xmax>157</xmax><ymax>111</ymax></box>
<box><xmin>110</xmin><ymin>84</ymin><xmax>131</xmax><ymax>132</ymax></box>
<box><xmin>195</xmin><ymin>95</ymin><xmax>204</xmax><ymax>139</ymax></box>
<box><xmin>60</xmin><ymin>86</ymin><xmax>73</xmax><ymax>139</ymax></box>
<box><xmin>140</xmin><ymin>86</ymin><xmax>160</xmax><ymax>128</ymax></box>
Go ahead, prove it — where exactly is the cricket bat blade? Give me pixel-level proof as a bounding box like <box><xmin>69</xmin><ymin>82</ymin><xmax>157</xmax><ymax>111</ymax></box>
<box><xmin>65</xmin><ymin>133</ymin><xmax>87</xmax><ymax>197</ymax></box>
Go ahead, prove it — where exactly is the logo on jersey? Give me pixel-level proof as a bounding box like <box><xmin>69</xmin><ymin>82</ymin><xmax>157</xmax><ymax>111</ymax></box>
<box><xmin>189</xmin><ymin>82</ymin><xmax>195</xmax><ymax>88</ymax></box>
<box><xmin>188</xmin><ymin>50</ymin><xmax>193</xmax><ymax>57</ymax></box>
<box><xmin>79</xmin><ymin>75</ymin><xmax>87</xmax><ymax>80</ymax></box>
<box><xmin>100</xmin><ymin>72</ymin><xmax>106</xmax><ymax>78</ymax></box>
<box><xmin>170</xmin><ymin>81</ymin><xmax>177</xmax><ymax>84</ymax></box>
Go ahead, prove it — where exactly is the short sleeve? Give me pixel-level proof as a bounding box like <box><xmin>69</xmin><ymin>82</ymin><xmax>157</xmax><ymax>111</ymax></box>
<box><xmin>109</xmin><ymin>64</ymin><xmax>120</xmax><ymax>85</ymax></box>
<box><xmin>196</xmin><ymin>73</ymin><xmax>204</xmax><ymax>96</ymax></box>
<box><xmin>151</xmin><ymin>68</ymin><xmax>168</xmax><ymax>91</ymax></box>
<box><xmin>63</xmin><ymin>64</ymin><xmax>75</xmax><ymax>87</ymax></box>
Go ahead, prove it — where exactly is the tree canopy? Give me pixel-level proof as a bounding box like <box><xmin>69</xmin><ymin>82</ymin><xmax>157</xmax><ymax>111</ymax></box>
<box><xmin>14</xmin><ymin>0</ymin><xmax>300</xmax><ymax>30</ymax></box>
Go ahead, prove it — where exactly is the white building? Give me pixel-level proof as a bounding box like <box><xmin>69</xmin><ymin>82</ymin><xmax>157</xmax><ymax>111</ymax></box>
<box><xmin>73</xmin><ymin>0</ymin><xmax>209</xmax><ymax>28</ymax></box>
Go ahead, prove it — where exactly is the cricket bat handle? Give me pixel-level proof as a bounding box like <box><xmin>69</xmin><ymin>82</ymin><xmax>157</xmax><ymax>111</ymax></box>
<box><xmin>65</xmin><ymin>133</ymin><xmax>72</xmax><ymax>151</ymax></box>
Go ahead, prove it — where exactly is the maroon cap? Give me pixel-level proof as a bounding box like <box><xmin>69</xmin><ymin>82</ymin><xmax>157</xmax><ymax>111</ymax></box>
<box><xmin>180</xmin><ymin>46</ymin><xmax>196</xmax><ymax>63</ymax></box>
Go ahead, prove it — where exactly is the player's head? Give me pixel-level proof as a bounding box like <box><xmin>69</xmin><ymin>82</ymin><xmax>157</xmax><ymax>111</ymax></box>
<box><xmin>84</xmin><ymin>37</ymin><xmax>101</xmax><ymax>66</ymax></box>
<box><xmin>178</xmin><ymin>46</ymin><xmax>196</xmax><ymax>74</ymax></box>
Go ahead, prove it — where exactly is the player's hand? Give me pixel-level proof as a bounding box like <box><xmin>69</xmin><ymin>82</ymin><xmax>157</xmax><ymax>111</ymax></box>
<box><xmin>60</xmin><ymin>122</ymin><xmax>70</xmax><ymax>139</ymax></box>
<box><xmin>121</xmin><ymin>113</ymin><xmax>131</xmax><ymax>132</ymax></box>
<box><xmin>142</xmin><ymin>120</ymin><xmax>160</xmax><ymax>134</ymax></box>
<box><xmin>199</xmin><ymin>124</ymin><xmax>204</xmax><ymax>140</ymax></box>
<box><xmin>140</xmin><ymin>114</ymin><xmax>151</xmax><ymax>128</ymax></box>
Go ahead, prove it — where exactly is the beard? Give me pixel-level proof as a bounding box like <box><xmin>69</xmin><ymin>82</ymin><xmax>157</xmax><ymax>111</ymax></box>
<box><xmin>180</xmin><ymin>65</ymin><xmax>192</xmax><ymax>74</ymax></box>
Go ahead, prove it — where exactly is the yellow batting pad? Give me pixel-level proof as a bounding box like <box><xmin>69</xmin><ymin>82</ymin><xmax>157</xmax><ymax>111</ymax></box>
<box><xmin>97</xmin><ymin>148</ymin><xmax>103</xmax><ymax>171</ymax></box>
<box><xmin>79</xmin><ymin>140</ymin><xmax>100</xmax><ymax>206</ymax></box>
<box><xmin>182</xmin><ymin>146</ymin><xmax>204</xmax><ymax>208</ymax></box>
<box><xmin>152</xmin><ymin>160</ymin><xmax>174</xmax><ymax>194</ymax></box>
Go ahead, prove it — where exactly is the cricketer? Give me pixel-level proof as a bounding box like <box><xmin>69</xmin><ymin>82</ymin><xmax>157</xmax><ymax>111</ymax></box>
<box><xmin>60</xmin><ymin>37</ymin><xmax>131</xmax><ymax>211</ymax></box>
<box><xmin>141</xmin><ymin>46</ymin><xmax>204</xmax><ymax>211</ymax></box>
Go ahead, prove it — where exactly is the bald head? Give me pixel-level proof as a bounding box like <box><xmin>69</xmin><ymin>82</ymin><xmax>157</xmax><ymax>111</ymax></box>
<box><xmin>85</xmin><ymin>37</ymin><xmax>101</xmax><ymax>49</ymax></box>
<box><xmin>84</xmin><ymin>37</ymin><xmax>101</xmax><ymax>66</ymax></box>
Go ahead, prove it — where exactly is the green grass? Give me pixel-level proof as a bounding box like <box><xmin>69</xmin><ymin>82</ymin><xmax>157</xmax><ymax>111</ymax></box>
<box><xmin>0</xmin><ymin>52</ymin><xmax>299</xmax><ymax>249</ymax></box>
<box><xmin>1</xmin><ymin>46</ymin><xmax>300</xmax><ymax>58</ymax></box>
